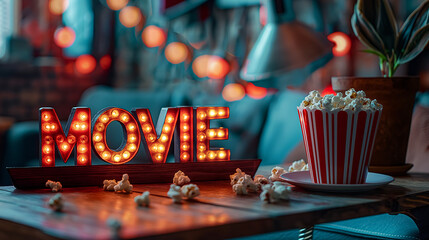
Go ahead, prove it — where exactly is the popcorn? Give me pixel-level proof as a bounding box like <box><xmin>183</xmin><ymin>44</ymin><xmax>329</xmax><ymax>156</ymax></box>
<box><xmin>103</xmin><ymin>179</ymin><xmax>117</xmax><ymax>191</ymax></box>
<box><xmin>46</xmin><ymin>180</ymin><xmax>62</xmax><ymax>192</ymax></box>
<box><xmin>168</xmin><ymin>184</ymin><xmax>183</xmax><ymax>203</ymax></box>
<box><xmin>48</xmin><ymin>193</ymin><xmax>64</xmax><ymax>211</ymax></box>
<box><xmin>254</xmin><ymin>175</ymin><xmax>270</xmax><ymax>190</ymax></box>
<box><xmin>173</xmin><ymin>170</ymin><xmax>191</xmax><ymax>186</ymax></box>
<box><xmin>232</xmin><ymin>174</ymin><xmax>258</xmax><ymax>195</ymax></box>
<box><xmin>260</xmin><ymin>182</ymin><xmax>291</xmax><ymax>203</ymax></box>
<box><xmin>114</xmin><ymin>174</ymin><xmax>133</xmax><ymax>193</ymax></box>
<box><xmin>181</xmin><ymin>184</ymin><xmax>200</xmax><ymax>199</ymax></box>
<box><xmin>134</xmin><ymin>191</ymin><xmax>150</xmax><ymax>207</ymax></box>
<box><xmin>300</xmin><ymin>88</ymin><xmax>382</xmax><ymax>111</ymax></box>
<box><xmin>288</xmin><ymin>159</ymin><xmax>308</xmax><ymax>172</ymax></box>
<box><xmin>269</xmin><ymin>166</ymin><xmax>286</xmax><ymax>182</ymax></box>
<box><xmin>230</xmin><ymin>168</ymin><xmax>245</xmax><ymax>185</ymax></box>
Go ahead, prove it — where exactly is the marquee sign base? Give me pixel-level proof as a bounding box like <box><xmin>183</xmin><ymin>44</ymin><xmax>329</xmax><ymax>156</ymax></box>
<box><xmin>8</xmin><ymin>159</ymin><xmax>261</xmax><ymax>189</ymax></box>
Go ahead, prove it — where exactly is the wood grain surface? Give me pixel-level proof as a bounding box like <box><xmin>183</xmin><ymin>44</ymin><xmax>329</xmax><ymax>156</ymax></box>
<box><xmin>1</xmin><ymin>165</ymin><xmax>429</xmax><ymax>239</ymax></box>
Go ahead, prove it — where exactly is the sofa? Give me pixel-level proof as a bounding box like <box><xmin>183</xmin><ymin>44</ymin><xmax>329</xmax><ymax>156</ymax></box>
<box><xmin>0</xmin><ymin>83</ymin><xmax>424</xmax><ymax>239</ymax></box>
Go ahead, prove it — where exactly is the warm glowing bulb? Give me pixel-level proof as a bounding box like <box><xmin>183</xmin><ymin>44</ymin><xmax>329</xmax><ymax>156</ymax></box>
<box><xmin>77</xmin><ymin>144</ymin><xmax>87</xmax><ymax>153</ymax></box>
<box><xmin>80</xmin><ymin>123</ymin><xmax>87</xmax><ymax>131</ymax></box>
<box><xmin>61</xmin><ymin>143</ymin><xmax>69</xmax><ymax>151</ymax></box>
<box><xmin>218</xmin><ymin>151</ymin><xmax>227</xmax><ymax>159</ymax></box>
<box><xmin>208</xmin><ymin>109</ymin><xmax>217</xmax><ymax>117</ymax></box>
<box><xmin>208</xmin><ymin>130</ymin><xmax>216</xmax><ymax>138</ymax></box>
<box><xmin>217</xmin><ymin>129</ymin><xmax>225</xmax><ymax>138</ymax></box>
<box><xmin>165</xmin><ymin>42</ymin><xmax>188</xmax><ymax>64</ymax></box>
<box><xmin>43</xmin><ymin>145</ymin><xmax>52</xmax><ymax>154</ymax></box>
<box><xmin>158</xmin><ymin>144</ymin><xmax>165</xmax><ymax>153</ymax></box>
<box><xmin>198</xmin><ymin>143</ymin><xmax>206</xmax><ymax>151</ymax></box>
<box><xmin>113</xmin><ymin>154</ymin><xmax>121</xmax><ymax>162</ymax></box>
<box><xmin>143</xmin><ymin>124</ymin><xmax>152</xmax><ymax>133</ymax></box>
<box><xmin>192</xmin><ymin>55</ymin><xmax>210</xmax><ymax>78</ymax></box>
<box><xmin>181</xmin><ymin>114</ymin><xmax>189</xmax><ymax>121</ymax></box>
<box><xmin>102</xmin><ymin>151</ymin><xmax>111</xmax><ymax>160</ymax></box>
<box><xmin>181</xmin><ymin>143</ymin><xmax>190</xmax><ymax>151</ymax></box>
<box><xmin>44</xmin><ymin>156</ymin><xmax>53</xmax><ymax>164</ymax></box>
<box><xmin>246</xmin><ymin>82</ymin><xmax>268</xmax><ymax>100</ymax></box>
<box><xmin>123</xmin><ymin>151</ymin><xmax>131</xmax><ymax>159</ymax></box>
<box><xmin>198</xmin><ymin>112</ymin><xmax>207</xmax><ymax>120</ymax></box>
<box><xmin>181</xmin><ymin>133</ymin><xmax>190</xmax><ymax>141</ymax></box>
<box><xmin>45</xmin><ymin>136</ymin><xmax>53</xmax><ymax>144</ymax></box>
<box><xmin>100</xmin><ymin>114</ymin><xmax>109</xmax><ymax>123</ymax></box>
<box><xmin>93</xmin><ymin>133</ymin><xmax>102</xmax><ymax>142</ymax></box>
<box><xmin>218</xmin><ymin>109</ymin><xmax>226</xmax><ymax>116</ymax></box>
<box><xmin>96</xmin><ymin>143</ymin><xmax>105</xmax><ymax>151</ymax></box>
<box><xmin>154</xmin><ymin>153</ymin><xmax>163</xmax><ymax>162</ymax></box>
<box><xmin>139</xmin><ymin>113</ymin><xmax>148</xmax><ymax>122</ymax></box>
<box><xmin>50</xmin><ymin>124</ymin><xmax>57</xmax><ymax>131</ymax></box>
<box><xmin>56</xmin><ymin>135</ymin><xmax>64</xmax><ymax>143</ymax></box>
<box><xmin>163</xmin><ymin>125</ymin><xmax>171</xmax><ymax>133</ymax></box>
<box><xmin>328</xmin><ymin>32</ymin><xmax>351</xmax><ymax>57</ymax></box>
<box><xmin>106</xmin><ymin>0</ymin><xmax>128</xmax><ymax>10</ymax></box>
<box><xmin>127</xmin><ymin>123</ymin><xmax>136</xmax><ymax>131</ymax></box>
<box><xmin>79</xmin><ymin>135</ymin><xmax>88</xmax><ymax>143</ymax></box>
<box><xmin>222</xmin><ymin>83</ymin><xmax>245</xmax><ymax>102</ymax></box>
<box><xmin>96</xmin><ymin>123</ymin><xmax>105</xmax><ymax>132</ymax></box>
<box><xmin>166</xmin><ymin>115</ymin><xmax>174</xmax><ymax>124</ymax></box>
<box><xmin>78</xmin><ymin>155</ymin><xmax>87</xmax><ymax>163</ymax></box>
<box><xmin>49</xmin><ymin>0</ymin><xmax>69</xmax><ymax>15</ymax></box>
<box><xmin>182</xmin><ymin>124</ymin><xmax>189</xmax><ymax>132</ymax></box>
<box><xmin>181</xmin><ymin>152</ymin><xmax>190</xmax><ymax>161</ymax></box>
<box><xmin>198</xmin><ymin>133</ymin><xmax>206</xmax><ymax>141</ymax></box>
<box><xmin>42</xmin><ymin>113</ymin><xmax>51</xmax><ymax>121</ymax></box>
<box><xmin>147</xmin><ymin>133</ymin><xmax>156</xmax><ymax>142</ymax></box>
<box><xmin>128</xmin><ymin>134</ymin><xmax>137</xmax><ymax>142</ymax></box>
<box><xmin>198</xmin><ymin>123</ymin><xmax>206</xmax><ymax>131</ymax></box>
<box><xmin>78</xmin><ymin>112</ymin><xmax>88</xmax><ymax>121</ymax></box>
<box><xmin>151</xmin><ymin>144</ymin><xmax>158</xmax><ymax>152</ymax></box>
<box><xmin>54</xmin><ymin>27</ymin><xmax>75</xmax><ymax>48</ymax></box>
<box><xmin>207</xmin><ymin>151</ymin><xmax>216</xmax><ymax>160</ymax></box>
<box><xmin>142</xmin><ymin>25</ymin><xmax>166</xmax><ymax>48</ymax></box>
<box><xmin>127</xmin><ymin>144</ymin><xmax>137</xmax><ymax>152</ymax></box>
<box><xmin>207</xmin><ymin>56</ymin><xmax>230</xmax><ymax>79</ymax></box>
<box><xmin>73</xmin><ymin>122</ymin><xmax>80</xmax><ymax>131</ymax></box>
<box><xmin>43</xmin><ymin>123</ymin><xmax>51</xmax><ymax>132</ymax></box>
<box><xmin>121</xmin><ymin>114</ymin><xmax>130</xmax><ymax>122</ymax></box>
<box><xmin>111</xmin><ymin>110</ymin><xmax>119</xmax><ymax>118</ymax></box>
<box><xmin>160</xmin><ymin>134</ymin><xmax>168</xmax><ymax>143</ymax></box>
<box><xmin>198</xmin><ymin>153</ymin><xmax>206</xmax><ymax>160</ymax></box>
<box><xmin>119</xmin><ymin>6</ymin><xmax>142</xmax><ymax>28</ymax></box>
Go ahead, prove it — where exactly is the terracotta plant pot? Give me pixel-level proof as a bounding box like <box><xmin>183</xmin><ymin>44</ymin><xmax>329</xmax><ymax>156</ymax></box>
<box><xmin>331</xmin><ymin>77</ymin><xmax>419</xmax><ymax>175</ymax></box>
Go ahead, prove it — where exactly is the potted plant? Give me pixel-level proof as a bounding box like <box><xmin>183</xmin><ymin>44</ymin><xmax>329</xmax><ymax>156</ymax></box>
<box><xmin>332</xmin><ymin>0</ymin><xmax>429</xmax><ymax>175</ymax></box>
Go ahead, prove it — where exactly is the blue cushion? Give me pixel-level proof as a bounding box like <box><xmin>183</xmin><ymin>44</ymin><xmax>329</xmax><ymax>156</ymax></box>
<box><xmin>258</xmin><ymin>89</ymin><xmax>305</xmax><ymax>165</ymax></box>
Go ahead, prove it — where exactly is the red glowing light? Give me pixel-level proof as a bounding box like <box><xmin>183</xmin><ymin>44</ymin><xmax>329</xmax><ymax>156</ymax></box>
<box><xmin>328</xmin><ymin>32</ymin><xmax>351</xmax><ymax>57</ymax></box>
<box><xmin>100</xmin><ymin>55</ymin><xmax>112</xmax><ymax>70</ymax></box>
<box><xmin>165</xmin><ymin>42</ymin><xmax>188</xmax><ymax>64</ymax></box>
<box><xmin>259</xmin><ymin>6</ymin><xmax>267</xmax><ymax>26</ymax></box>
<box><xmin>54</xmin><ymin>27</ymin><xmax>75</xmax><ymax>48</ymax></box>
<box><xmin>192</xmin><ymin>55</ymin><xmax>210</xmax><ymax>78</ymax></box>
<box><xmin>49</xmin><ymin>0</ymin><xmax>69</xmax><ymax>15</ymax></box>
<box><xmin>142</xmin><ymin>26</ymin><xmax>166</xmax><ymax>48</ymax></box>
<box><xmin>207</xmin><ymin>56</ymin><xmax>230</xmax><ymax>79</ymax></box>
<box><xmin>119</xmin><ymin>6</ymin><xmax>142</xmax><ymax>28</ymax></box>
<box><xmin>75</xmin><ymin>55</ymin><xmax>96</xmax><ymax>74</ymax></box>
<box><xmin>246</xmin><ymin>83</ymin><xmax>267</xmax><ymax>99</ymax></box>
<box><xmin>222</xmin><ymin>83</ymin><xmax>245</xmax><ymax>102</ymax></box>
<box><xmin>106</xmin><ymin>0</ymin><xmax>128</xmax><ymax>11</ymax></box>
<box><xmin>321</xmin><ymin>85</ymin><xmax>336</xmax><ymax>97</ymax></box>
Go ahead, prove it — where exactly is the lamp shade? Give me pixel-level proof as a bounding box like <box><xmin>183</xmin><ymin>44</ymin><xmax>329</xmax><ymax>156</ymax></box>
<box><xmin>240</xmin><ymin>0</ymin><xmax>333</xmax><ymax>88</ymax></box>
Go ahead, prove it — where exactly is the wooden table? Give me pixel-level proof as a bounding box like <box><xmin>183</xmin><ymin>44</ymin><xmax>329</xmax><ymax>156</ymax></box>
<box><xmin>1</xmin><ymin>165</ymin><xmax>429</xmax><ymax>240</ymax></box>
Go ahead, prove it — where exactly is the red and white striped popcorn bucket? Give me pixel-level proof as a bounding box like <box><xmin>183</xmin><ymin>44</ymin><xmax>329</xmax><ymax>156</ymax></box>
<box><xmin>297</xmin><ymin>107</ymin><xmax>382</xmax><ymax>184</ymax></box>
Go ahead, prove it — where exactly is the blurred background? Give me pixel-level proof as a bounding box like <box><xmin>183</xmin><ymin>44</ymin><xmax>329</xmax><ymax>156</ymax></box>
<box><xmin>0</xmin><ymin>0</ymin><xmax>428</xmax><ymax>185</ymax></box>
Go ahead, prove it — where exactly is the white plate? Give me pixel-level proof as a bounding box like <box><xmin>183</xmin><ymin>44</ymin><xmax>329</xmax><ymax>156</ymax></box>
<box><xmin>280</xmin><ymin>171</ymin><xmax>394</xmax><ymax>193</ymax></box>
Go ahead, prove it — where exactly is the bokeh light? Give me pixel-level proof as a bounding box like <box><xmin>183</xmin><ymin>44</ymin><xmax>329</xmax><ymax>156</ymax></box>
<box><xmin>246</xmin><ymin>83</ymin><xmax>268</xmax><ymax>99</ymax></box>
<box><xmin>321</xmin><ymin>85</ymin><xmax>336</xmax><ymax>96</ymax></box>
<box><xmin>192</xmin><ymin>55</ymin><xmax>210</xmax><ymax>78</ymax></box>
<box><xmin>207</xmin><ymin>56</ymin><xmax>230</xmax><ymax>79</ymax></box>
<box><xmin>54</xmin><ymin>27</ymin><xmax>75</xmax><ymax>48</ymax></box>
<box><xmin>106</xmin><ymin>0</ymin><xmax>128</xmax><ymax>11</ymax></box>
<box><xmin>75</xmin><ymin>55</ymin><xmax>96</xmax><ymax>74</ymax></box>
<box><xmin>165</xmin><ymin>42</ymin><xmax>188</xmax><ymax>64</ymax></box>
<box><xmin>222</xmin><ymin>83</ymin><xmax>245</xmax><ymax>102</ymax></box>
<box><xmin>100</xmin><ymin>55</ymin><xmax>112</xmax><ymax>70</ymax></box>
<box><xmin>49</xmin><ymin>0</ymin><xmax>69</xmax><ymax>15</ymax></box>
<box><xmin>328</xmin><ymin>32</ymin><xmax>351</xmax><ymax>57</ymax></box>
<box><xmin>142</xmin><ymin>26</ymin><xmax>166</xmax><ymax>48</ymax></box>
<box><xmin>119</xmin><ymin>6</ymin><xmax>142</xmax><ymax>28</ymax></box>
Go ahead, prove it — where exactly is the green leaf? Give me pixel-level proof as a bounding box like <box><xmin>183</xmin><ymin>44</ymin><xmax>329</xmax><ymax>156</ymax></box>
<box><xmin>399</xmin><ymin>24</ymin><xmax>429</xmax><ymax>64</ymax></box>
<box><xmin>396</xmin><ymin>0</ymin><xmax>429</xmax><ymax>58</ymax></box>
<box><xmin>354</xmin><ymin>7</ymin><xmax>387</xmax><ymax>54</ymax></box>
<box><xmin>362</xmin><ymin>49</ymin><xmax>387</xmax><ymax>61</ymax></box>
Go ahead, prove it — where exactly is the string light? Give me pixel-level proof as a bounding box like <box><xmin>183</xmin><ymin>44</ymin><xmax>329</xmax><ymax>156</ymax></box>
<box><xmin>222</xmin><ymin>83</ymin><xmax>245</xmax><ymax>102</ymax></box>
<box><xmin>165</xmin><ymin>42</ymin><xmax>188</xmax><ymax>64</ymax></box>
<box><xmin>246</xmin><ymin>83</ymin><xmax>268</xmax><ymax>99</ymax></box>
<box><xmin>119</xmin><ymin>6</ymin><xmax>142</xmax><ymax>28</ymax></box>
<box><xmin>192</xmin><ymin>55</ymin><xmax>210</xmax><ymax>78</ymax></box>
<box><xmin>106</xmin><ymin>0</ymin><xmax>128</xmax><ymax>11</ymax></box>
<box><xmin>328</xmin><ymin>32</ymin><xmax>351</xmax><ymax>57</ymax></box>
<box><xmin>142</xmin><ymin>26</ymin><xmax>166</xmax><ymax>48</ymax></box>
<box><xmin>75</xmin><ymin>55</ymin><xmax>96</xmax><ymax>74</ymax></box>
<box><xmin>207</xmin><ymin>56</ymin><xmax>230</xmax><ymax>79</ymax></box>
<box><xmin>54</xmin><ymin>27</ymin><xmax>75</xmax><ymax>48</ymax></box>
<box><xmin>49</xmin><ymin>0</ymin><xmax>69</xmax><ymax>15</ymax></box>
